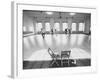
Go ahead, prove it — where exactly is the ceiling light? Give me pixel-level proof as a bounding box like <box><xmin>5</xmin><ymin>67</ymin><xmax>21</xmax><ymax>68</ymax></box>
<box><xmin>70</xmin><ymin>12</ymin><xmax>76</xmax><ymax>16</ymax></box>
<box><xmin>46</xmin><ymin>12</ymin><xmax>53</xmax><ymax>15</ymax></box>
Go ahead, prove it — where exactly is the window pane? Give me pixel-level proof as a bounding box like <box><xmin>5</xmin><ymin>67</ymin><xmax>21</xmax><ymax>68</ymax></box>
<box><xmin>28</xmin><ymin>26</ymin><xmax>34</xmax><ymax>32</ymax></box>
<box><xmin>79</xmin><ymin>23</ymin><xmax>85</xmax><ymax>31</ymax></box>
<box><xmin>72</xmin><ymin>23</ymin><xmax>76</xmax><ymax>31</ymax></box>
<box><xmin>23</xmin><ymin>26</ymin><xmax>27</xmax><ymax>32</ymax></box>
<box><xmin>36</xmin><ymin>22</ymin><xmax>42</xmax><ymax>32</ymax></box>
<box><xmin>62</xmin><ymin>23</ymin><xmax>68</xmax><ymax>31</ymax></box>
<box><xmin>54</xmin><ymin>22</ymin><xmax>60</xmax><ymax>31</ymax></box>
<box><xmin>45</xmin><ymin>22</ymin><xmax>51</xmax><ymax>31</ymax></box>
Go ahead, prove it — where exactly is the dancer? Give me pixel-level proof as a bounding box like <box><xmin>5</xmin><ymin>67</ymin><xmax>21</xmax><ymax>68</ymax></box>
<box><xmin>51</xmin><ymin>28</ymin><xmax>53</xmax><ymax>35</ymax></box>
<box><xmin>68</xmin><ymin>28</ymin><xmax>71</xmax><ymax>37</ymax></box>
<box><xmin>41</xmin><ymin>28</ymin><xmax>45</xmax><ymax>39</ymax></box>
<box><xmin>65</xmin><ymin>28</ymin><xmax>68</xmax><ymax>35</ymax></box>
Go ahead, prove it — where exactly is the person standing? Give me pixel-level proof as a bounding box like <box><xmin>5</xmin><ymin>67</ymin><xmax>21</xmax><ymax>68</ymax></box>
<box><xmin>51</xmin><ymin>28</ymin><xmax>53</xmax><ymax>35</ymax></box>
<box><xmin>41</xmin><ymin>28</ymin><xmax>45</xmax><ymax>39</ymax></box>
<box><xmin>65</xmin><ymin>28</ymin><xmax>68</xmax><ymax>35</ymax></box>
<box><xmin>68</xmin><ymin>27</ymin><xmax>71</xmax><ymax>37</ymax></box>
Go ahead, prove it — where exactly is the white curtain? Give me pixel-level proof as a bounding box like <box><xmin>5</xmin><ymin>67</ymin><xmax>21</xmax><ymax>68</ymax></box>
<box><xmin>54</xmin><ymin>22</ymin><xmax>60</xmax><ymax>31</ymax></box>
<box><xmin>79</xmin><ymin>23</ymin><xmax>85</xmax><ymax>31</ymax></box>
<box><xmin>36</xmin><ymin>22</ymin><xmax>42</xmax><ymax>32</ymax></box>
<box><xmin>45</xmin><ymin>22</ymin><xmax>51</xmax><ymax>31</ymax></box>
<box><xmin>72</xmin><ymin>23</ymin><xmax>76</xmax><ymax>31</ymax></box>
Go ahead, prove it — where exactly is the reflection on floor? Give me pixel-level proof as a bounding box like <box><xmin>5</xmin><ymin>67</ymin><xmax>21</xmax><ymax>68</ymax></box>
<box><xmin>23</xmin><ymin>59</ymin><xmax>91</xmax><ymax>69</ymax></box>
<box><xmin>23</xmin><ymin>34</ymin><xmax>91</xmax><ymax>69</ymax></box>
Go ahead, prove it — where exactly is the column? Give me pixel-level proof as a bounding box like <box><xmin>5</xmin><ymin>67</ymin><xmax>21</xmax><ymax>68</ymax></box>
<box><xmin>84</xmin><ymin>17</ymin><xmax>90</xmax><ymax>33</ymax></box>
<box><xmin>60</xmin><ymin>19</ymin><xmax>63</xmax><ymax>32</ymax></box>
<box><xmin>68</xmin><ymin>17</ymin><xmax>72</xmax><ymax>29</ymax></box>
<box><xmin>76</xmin><ymin>22</ymin><xmax>79</xmax><ymax>32</ymax></box>
<box><xmin>50</xmin><ymin>18</ymin><xmax>54</xmax><ymax>31</ymax></box>
<box><xmin>42</xmin><ymin>20</ymin><xmax>45</xmax><ymax>31</ymax></box>
<box><xmin>33</xmin><ymin>19</ymin><xmax>36</xmax><ymax>33</ymax></box>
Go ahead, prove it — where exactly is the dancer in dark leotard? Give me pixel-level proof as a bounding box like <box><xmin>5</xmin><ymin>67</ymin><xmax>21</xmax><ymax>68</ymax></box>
<box><xmin>41</xmin><ymin>28</ymin><xmax>45</xmax><ymax>39</ymax></box>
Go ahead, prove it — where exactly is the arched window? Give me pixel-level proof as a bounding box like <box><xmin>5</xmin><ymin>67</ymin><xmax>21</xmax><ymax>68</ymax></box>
<box><xmin>36</xmin><ymin>22</ymin><xmax>42</xmax><ymax>32</ymax></box>
<box><xmin>54</xmin><ymin>22</ymin><xmax>60</xmax><ymax>31</ymax></box>
<box><xmin>45</xmin><ymin>22</ymin><xmax>51</xmax><ymax>31</ymax></box>
<box><xmin>79</xmin><ymin>23</ymin><xmax>85</xmax><ymax>31</ymax></box>
<box><xmin>28</xmin><ymin>26</ymin><xmax>34</xmax><ymax>32</ymax></box>
<box><xmin>72</xmin><ymin>23</ymin><xmax>76</xmax><ymax>31</ymax></box>
<box><xmin>62</xmin><ymin>22</ymin><xmax>68</xmax><ymax>31</ymax></box>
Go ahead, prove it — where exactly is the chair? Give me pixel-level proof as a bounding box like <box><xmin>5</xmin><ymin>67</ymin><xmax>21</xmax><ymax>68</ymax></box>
<box><xmin>61</xmin><ymin>50</ymin><xmax>71</xmax><ymax>67</ymax></box>
<box><xmin>48</xmin><ymin>48</ymin><xmax>59</xmax><ymax>67</ymax></box>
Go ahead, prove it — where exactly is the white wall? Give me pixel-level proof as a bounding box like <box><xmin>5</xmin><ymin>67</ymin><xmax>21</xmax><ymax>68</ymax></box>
<box><xmin>23</xmin><ymin>12</ymin><xmax>34</xmax><ymax>32</ymax></box>
<box><xmin>84</xmin><ymin>16</ymin><xmax>91</xmax><ymax>33</ymax></box>
<box><xmin>0</xmin><ymin>0</ymin><xmax>100</xmax><ymax>80</ymax></box>
<box><xmin>23</xmin><ymin>14</ymin><xmax>90</xmax><ymax>33</ymax></box>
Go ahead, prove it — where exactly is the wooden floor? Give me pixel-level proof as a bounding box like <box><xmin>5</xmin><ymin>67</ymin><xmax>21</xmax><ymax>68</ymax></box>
<box><xmin>23</xmin><ymin>59</ymin><xmax>91</xmax><ymax>69</ymax></box>
<box><xmin>23</xmin><ymin>33</ymin><xmax>91</xmax><ymax>69</ymax></box>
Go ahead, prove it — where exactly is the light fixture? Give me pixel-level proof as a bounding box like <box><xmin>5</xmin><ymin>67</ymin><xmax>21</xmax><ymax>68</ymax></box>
<box><xmin>69</xmin><ymin>12</ymin><xmax>76</xmax><ymax>16</ymax></box>
<box><xmin>46</xmin><ymin>12</ymin><xmax>53</xmax><ymax>15</ymax></box>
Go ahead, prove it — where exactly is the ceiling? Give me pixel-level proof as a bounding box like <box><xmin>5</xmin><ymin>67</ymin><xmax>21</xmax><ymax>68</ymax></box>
<box><xmin>23</xmin><ymin>10</ymin><xmax>91</xmax><ymax>19</ymax></box>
